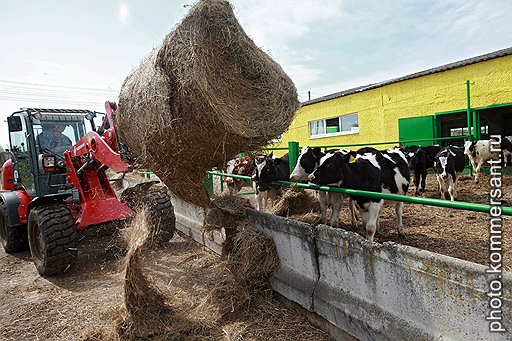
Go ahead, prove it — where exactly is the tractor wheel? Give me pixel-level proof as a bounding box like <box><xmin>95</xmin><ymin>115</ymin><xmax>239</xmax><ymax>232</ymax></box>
<box><xmin>27</xmin><ymin>204</ymin><xmax>77</xmax><ymax>276</ymax></box>
<box><xmin>0</xmin><ymin>202</ymin><xmax>28</xmax><ymax>253</ymax></box>
<box><xmin>122</xmin><ymin>184</ymin><xmax>176</xmax><ymax>246</ymax></box>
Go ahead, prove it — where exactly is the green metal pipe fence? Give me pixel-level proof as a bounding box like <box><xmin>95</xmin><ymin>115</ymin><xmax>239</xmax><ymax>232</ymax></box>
<box><xmin>207</xmin><ymin>170</ymin><xmax>512</xmax><ymax>216</ymax></box>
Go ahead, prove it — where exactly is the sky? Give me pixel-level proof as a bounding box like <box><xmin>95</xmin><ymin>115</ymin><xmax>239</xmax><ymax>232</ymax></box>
<box><xmin>1</xmin><ymin>0</ymin><xmax>512</xmax><ymax>149</ymax></box>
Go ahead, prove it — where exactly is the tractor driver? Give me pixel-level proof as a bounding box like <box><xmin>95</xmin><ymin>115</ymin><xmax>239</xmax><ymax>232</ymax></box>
<box><xmin>37</xmin><ymin>123</ymin><xmax>73</xmax><ymax>156</ymax></box>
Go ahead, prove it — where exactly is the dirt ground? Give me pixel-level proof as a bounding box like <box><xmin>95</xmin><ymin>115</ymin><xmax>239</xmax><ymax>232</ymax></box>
<box><xmin>0</xmin><ymin>224</ymin><xmax>332</xmax><ymax>341</ymax></box>
<box><xmin>217</xmin><ymin>173</ymin><xmax>511</xmax><ymax>271</ymax></box>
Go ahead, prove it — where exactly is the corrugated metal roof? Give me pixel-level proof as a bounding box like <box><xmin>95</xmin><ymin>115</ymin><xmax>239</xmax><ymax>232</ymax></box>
<box><xmin>301</xmin><ymin>47</ymin><xmax>512</xmax><ymax>107</ymax></box>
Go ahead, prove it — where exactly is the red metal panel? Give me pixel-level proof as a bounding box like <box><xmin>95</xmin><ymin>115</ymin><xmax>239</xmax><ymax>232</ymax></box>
<box><xmin>14</xmin><ymin>189</ymin><xmax>31</xmax><ymax>224</ymax></box>
<box><xmin>1</xmin><ymin>159</ymin><xmax>14</xmax><ymax>191</ymax></box>
<box><xmin>76</xmin><ymin>197</ymin><xmax>134</xmax><ymax>230</ymax></box>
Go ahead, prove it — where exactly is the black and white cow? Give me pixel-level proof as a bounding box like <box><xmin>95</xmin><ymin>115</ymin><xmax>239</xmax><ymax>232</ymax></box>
<box><xmin>290</xmin><ymin>146</ymin><xmax>355</xmax><ymax>228</ymax></box>
<box><xmin>252</xmin><ymin>153</ymin><xmax>290</xmax><ymax>211</ymax></box>
<box><xmin>374</xmin><ymin>147</ymin><xmax>410</xmax><ymax>236</ymax></box>
<box><xmin>407</xmin><ymin>145</ymin><xmax>442</xmax><ymax>195</ymax></box>
<box><xmin>350</xmin><ymin>146</ymin><xmax>410</xmax><ymax>235</ymax></box>
<box><xmin>308</xmin><ymin>147</ymin><xmax>410</xmax><ymax>241</ymax></box>
<box><xmin>433</xmin><ymin>146</ymin><xmax>465</xmax><ymax>201</ymax></box>
<box><xmin>308</xmin><ymin>150</ymin><xmax>383</xmax><ymax>241</ymax></box>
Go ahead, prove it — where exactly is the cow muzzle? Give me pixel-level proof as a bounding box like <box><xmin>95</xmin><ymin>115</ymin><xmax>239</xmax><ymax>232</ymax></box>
<box><xmin>308</xmin><ymin>174</ymin><xmax>315</xmax><ymax>181</ymax></box>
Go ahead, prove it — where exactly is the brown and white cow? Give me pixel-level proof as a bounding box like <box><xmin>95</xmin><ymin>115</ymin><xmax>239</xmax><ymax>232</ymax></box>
<box><xmin>225</xmin><ymin>156</ymin><xmax>255</xmax><ymax>194</ymax></box>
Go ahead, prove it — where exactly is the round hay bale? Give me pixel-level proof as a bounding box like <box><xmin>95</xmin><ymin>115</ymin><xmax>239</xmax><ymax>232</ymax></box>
<box><xmin>118</xmin><ymin>0</ymin><xmax>299</xmax><ymax>208</ymax></box>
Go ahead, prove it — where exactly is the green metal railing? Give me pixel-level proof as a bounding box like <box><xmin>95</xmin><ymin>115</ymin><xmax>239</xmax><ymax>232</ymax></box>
<box><xmin>208</xmin><ymin>134</ymin><xmax>472</xmax><ymax>199</ymax></box>
<box><xmin>207</xmin><ymin>170</ymin><xmax>512</xmax><ymax>216</ymax></box>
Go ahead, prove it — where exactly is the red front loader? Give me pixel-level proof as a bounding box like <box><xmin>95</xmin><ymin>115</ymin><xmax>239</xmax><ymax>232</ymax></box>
<box><xmin>0</xmin><ymin>101</ymin><xmax>175</xmax><ymax>276</ymax></box>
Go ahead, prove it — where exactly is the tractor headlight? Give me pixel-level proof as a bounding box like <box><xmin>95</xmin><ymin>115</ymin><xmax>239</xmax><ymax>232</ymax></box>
<box><xmin>43</xmin><ymin>155</ymin><xmax>56</xmax><ymax>168</ymax></box>
<box><xmin>39</xmin><ymin>154</ymin><xmax>57</xmax><ymax>172</ymax></box>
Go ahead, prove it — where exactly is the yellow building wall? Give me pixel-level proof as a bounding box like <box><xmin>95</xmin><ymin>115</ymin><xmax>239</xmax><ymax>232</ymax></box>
<box><xmin>276</xmin><ymin>54</ymin><xmax>512</xmax><ymax>152</ymax></box>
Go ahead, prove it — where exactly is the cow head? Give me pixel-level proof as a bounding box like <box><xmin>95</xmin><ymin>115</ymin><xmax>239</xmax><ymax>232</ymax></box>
<box><xmin>290</xmin><ymin>146</ymin><xmax>323</xmax><ymax>181</ymax></box>
<box><xmin>233</xmin><ymin>156</ymin><xmax>254</xmax><ymax>176</ymax></box>
<box><xmin>252</xmin><ymin>154</ymin><xmax>267</xmax><ymax>182</ymax></box>
<box><xmin>464</xmin><ymin>140</ymin><xmax>476</xmax><ymax>157</ymax></box>
<box><xmin>408</xmin><ymin>147</ymin><xmax>426</xmax><ymax>170</ymax></box>
<box><xmin>308</xmin><ymin>150</ymin><xmax>352</xmax><ymax>186</ymax></box>
<box><xmin>257</xmin><ymin>154</ymin><xmax>282</xmax><ymax>191</ymax></box>
<box><xmin>434</xmin><ymin>148</ymin><xmax>452</xmax><ymax>179</ymax></box>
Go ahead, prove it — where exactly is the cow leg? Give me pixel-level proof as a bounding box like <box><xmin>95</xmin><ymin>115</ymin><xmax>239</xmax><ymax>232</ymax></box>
<box><xmin>448</xmin><ymin>173</ymin><xmax>457</xmax><ymax>201</ymax></box>
<box><xmin>317</xmin><ymin>191</ymin><xmax>328</xmax><ymax>224</ymax></box>
<box><xmin>268</xmin><ymin>189</ymin><xmax>277</xmax><ymax>209</ymax></box>
<box><xmin>436</xmin><ymin>175</ymin><xmax>446</xmax><ymax>200</ymax></box>
<box><xmin>329</xmin><ymin>193</ymin><xmax>343</xmax><ymax>228</ymax></box>
<box><xmin>257</xmin><ymin>191</ymin><xmax>266</xmax><ymax>211</ymax></box>
<box><xmin>395</xmin><ymin>201</ymin><xmax>405</xmax><ymax>237</ymax></box>
<box><xmin>420</xmin><ymin>172</ymin><xmax>427</xmax><ymax>194</ymax></box>
<box><xmin>504</xmin><ymin>151</ymin><xmax>511</xmax><ymax>168</ymax></box>
<box><xmin>348</xmin><ymin>197</ymin><xmax>357</xmax><ymax>227</ymax></box>
<box><xmin>365</xmin><ymin>201</ymin><xmax>382</xmax><ymax>242</ymax></box>
<box><xmin>474</xmin><ymin>161</ymin><xmax>483</xmax><ymax>183</ymax></box>
<box><xmin>414</xmin><ymin>171</ymin><xmax>421</xmax><ymax>195</ymax></box>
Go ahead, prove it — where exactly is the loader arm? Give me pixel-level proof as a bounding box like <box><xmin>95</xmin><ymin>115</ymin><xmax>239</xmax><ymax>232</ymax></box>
<box><xmin>63</xmin><ymin>101</ymin><xmax>134</xmax><ymax>229</ymax></box>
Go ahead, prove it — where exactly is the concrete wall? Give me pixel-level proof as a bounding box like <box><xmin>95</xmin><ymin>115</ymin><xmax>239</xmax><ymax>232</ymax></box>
<box><xmin>170</xmin><ymin>193</ymin><xmax>225</xmax><ymax>255</ymax></box>
<box><xmin>171</xmin><ymin>195</ymin><xmax>512</xmax><ymax>341</ymax></box>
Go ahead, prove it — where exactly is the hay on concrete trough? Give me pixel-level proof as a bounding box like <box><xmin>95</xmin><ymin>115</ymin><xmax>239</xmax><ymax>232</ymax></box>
<box><xmin>289</xmin><ymin>212</ymin><xmax>323</xmax><ymax>225</ymax></box>
<box><xmin>118</xmin><ymin>0</ymin><xmax>299</xmax><ymax>208</ymax></box>
<box><xmin>270</xmin><ymin>186</ymin><xmax>320</xmax><ymax>217</ymax></box>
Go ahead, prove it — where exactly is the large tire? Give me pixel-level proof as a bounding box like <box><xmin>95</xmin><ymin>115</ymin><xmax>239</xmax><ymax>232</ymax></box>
<box><xmin>0</xmin><ymin>202</ymin><xmax>28</xmax><ymax>253</ymax></box>
<box><xmin>27</xmin><ymin>204</ymin><xmax>77</xmax><ymax>276</ymax></box>
<box><xmin>122</xmin><ymin>184</ymin><xmax>176</xmax><ymax>246</ymax></box>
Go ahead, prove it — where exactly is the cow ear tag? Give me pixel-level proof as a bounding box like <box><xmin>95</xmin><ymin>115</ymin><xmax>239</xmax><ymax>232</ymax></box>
<box><xmin>349</xmin><ymin>155</ymin><xmax>356</xmax><ymax>163</ymax></box>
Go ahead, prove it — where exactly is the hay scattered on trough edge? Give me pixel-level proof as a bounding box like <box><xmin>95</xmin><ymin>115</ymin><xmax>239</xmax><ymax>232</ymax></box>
<box><xmin>270</xmin><ymin>186</ymin><xmax>321</xmax><ymax>218</ymax></box>
<box><xmin>118</xmin><ymin>0</ymin><xmax>299</xmax><ymax>208</ymax></box>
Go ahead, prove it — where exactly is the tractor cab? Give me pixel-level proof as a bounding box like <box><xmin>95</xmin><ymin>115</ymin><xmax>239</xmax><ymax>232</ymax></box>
<box><xmin>1</xmin><ymin>102</ymin><xmax>175</xmax><ymax>277</ymax></box>
<box><xmin>4</xmin><ymin>108</ymin><xmax>98</xmax><ymax>197</ymax></box>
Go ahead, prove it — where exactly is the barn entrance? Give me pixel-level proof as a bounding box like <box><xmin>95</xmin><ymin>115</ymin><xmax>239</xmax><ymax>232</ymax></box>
<box><xmin>435</xmin><ymin>103</ymin><xmax>512</xmax><ymax>146</ymax></box>
<box><xmin>398</xmin><ymin>102</ymin><xmax>512</xmax><ymax>148</ymax></box>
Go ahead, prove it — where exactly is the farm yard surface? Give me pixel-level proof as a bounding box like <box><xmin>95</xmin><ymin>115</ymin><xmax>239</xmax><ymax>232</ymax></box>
<box><xmin>1</xmin><ymin>171</ymin><xmax>509</xmax><ymax>341</ymax></box>
<box><xmin>0</xmin><ymin>225</ymin><xmax>332</xmax><ymax>341</ymax></box>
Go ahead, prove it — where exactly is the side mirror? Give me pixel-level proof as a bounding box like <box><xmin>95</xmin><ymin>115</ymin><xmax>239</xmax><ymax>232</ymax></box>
<box><xmin>7</xmin><ymin>116</ymin><xmax>23</xmax><ymax>132</ymax></box>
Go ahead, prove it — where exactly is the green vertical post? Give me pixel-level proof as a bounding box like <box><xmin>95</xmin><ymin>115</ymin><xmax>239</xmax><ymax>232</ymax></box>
<box><xmin>466</xmin><ymin>80</ymin><xmax>474</xmax><ymax>175</ymax></box>
<box><xmin>466</xmin><ymin>80</ymin><xmax>472</xmax><ymax>140</ymax></box>
<box><xmin>472</xmin><ymin>110</ymin><xmax>480</xmax><ymax>140</ymax></box>
<box><xmin>288</xmin><ymin>141</ymin><xmax>300</xmax><ymax>174</ymax></box>
<box><xmin>204</xmin><ymin>172</ymin><xmax>214</xmax><ymax>197</ymax></box>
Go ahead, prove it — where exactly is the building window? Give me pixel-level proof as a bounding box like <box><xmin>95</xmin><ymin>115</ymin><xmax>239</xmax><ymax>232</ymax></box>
<box><xmin>309</xmin><ymin>113</ymin><xmax>359</xmax><ymax>138</ymax></box>
<box><xmin>450</xmin><ymin>126</ymin><xmax>488</xmax><ymax>136</ymax></box>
